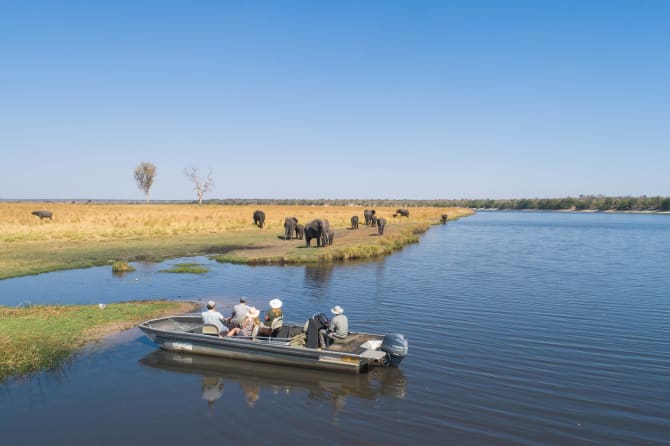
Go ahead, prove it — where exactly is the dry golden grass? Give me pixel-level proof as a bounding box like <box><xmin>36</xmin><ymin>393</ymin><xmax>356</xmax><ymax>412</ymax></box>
<box><xmin>0</xmin><ymin>202</ymin><xmax>474</xmax><ymax>279</ymax></box>
<box><xmin>1</xmin><ymin>202</ymin><xmax>471</xmax><ymax>243</ymax></box>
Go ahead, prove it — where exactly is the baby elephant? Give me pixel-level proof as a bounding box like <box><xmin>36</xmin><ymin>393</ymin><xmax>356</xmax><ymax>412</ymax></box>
<box><xmin>351</xmin><ymin>216</ymin><xmax>359</xmax><ymax>229</ymax></box>
<box><xmin>377</xmin><ymin>217</ymin><xmax>387</xmax><ymax>235</ymax></box>
<box><xmin>32</xmin><ymin>210</ymin><xmax>53</xmax><ymax>220</ymax></box>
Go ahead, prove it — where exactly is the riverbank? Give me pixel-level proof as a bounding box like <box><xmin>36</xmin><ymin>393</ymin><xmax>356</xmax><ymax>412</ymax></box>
<box><xmin>0</xmin><ymin>300</ymin><xmax>199</xmax><ymax>382</ymax></box>
<box><xmin>0</xmin><ymin>203</ymin><xmax>474</xmax><ymax>279</ymax></box>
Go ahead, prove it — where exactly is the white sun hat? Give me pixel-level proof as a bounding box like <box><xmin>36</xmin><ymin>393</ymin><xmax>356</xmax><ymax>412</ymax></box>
<box><xmin>269</xmin><ymin>298</ymin><xmax>283</xmax><ymax>309</ymax></box>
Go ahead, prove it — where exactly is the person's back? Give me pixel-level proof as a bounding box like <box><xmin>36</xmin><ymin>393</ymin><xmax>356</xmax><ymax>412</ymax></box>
<box><xmin>231</xmin><ymin>297</ymin><xmax>250</xmax><ymax>326</ymax></box>
<box><xmin>330</xmin><ymin>313</ymin><xmax>349</xmax><ymax>339</ymax></box>
<box><xmin>201</xmin><ymin>300</ymin><xmax>227</xmax><ymax>334</ymax></box>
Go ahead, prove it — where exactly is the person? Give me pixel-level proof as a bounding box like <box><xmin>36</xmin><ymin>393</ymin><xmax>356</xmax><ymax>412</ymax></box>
<box><xmin>201</xmin><ymin>300</ymin><xmax>228</xmax><ymax>336</ymax></box>
<box><xmin>258</xmin><ymin>298</ymin><xmax>283</xmax><ymax>336</ymax></box>
<box><xmin>318</xmin><ymin>305</ymin><xmax>349</xmax><ymax>349</ymax></box>
<box><xmin>230</xmin><ymin>296</ymin><xmax>250</xmax><ymax>327</ymax></box>
<box><xmin>226</xmin><ymin>307</ymin><xmax>260</xmax><ymax>337</ymax></box>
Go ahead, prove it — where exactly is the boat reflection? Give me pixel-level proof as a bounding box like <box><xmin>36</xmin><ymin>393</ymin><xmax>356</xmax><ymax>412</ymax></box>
<box><xmin>139</xmin><ymin>350</ymin><xmax>407</xmax><ymax>409</ymax></box>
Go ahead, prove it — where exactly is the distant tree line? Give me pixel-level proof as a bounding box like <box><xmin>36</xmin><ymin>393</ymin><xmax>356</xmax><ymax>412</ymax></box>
<box><xmin>204</xmin><ymin>195</ymin><xmax>670</xmax><ymax>211</ymax></box>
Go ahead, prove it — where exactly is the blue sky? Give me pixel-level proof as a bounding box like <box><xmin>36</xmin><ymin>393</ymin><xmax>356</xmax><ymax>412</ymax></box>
<box><xmin>1</xmin><ymin>1</ymin><xmax>668</xmax><ymax>200</ymax></box>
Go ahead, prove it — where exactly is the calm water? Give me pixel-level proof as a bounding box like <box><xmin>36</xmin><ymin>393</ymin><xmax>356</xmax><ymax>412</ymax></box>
<box><xmin>1</xmin><ymin>211</ymin><xmax>669</xmax><ymax>445</ymax></box>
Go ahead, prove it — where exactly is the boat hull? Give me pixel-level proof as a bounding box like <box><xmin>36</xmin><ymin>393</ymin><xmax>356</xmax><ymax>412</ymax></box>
<box><xmin>138</xmin><ymin>316</ymin><xmax>394</xmax><ymax>374</ymax></box>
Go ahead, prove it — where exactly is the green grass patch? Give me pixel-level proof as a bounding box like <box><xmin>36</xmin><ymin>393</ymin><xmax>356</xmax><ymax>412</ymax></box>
<box><xmin>160</xmin><ymin>263</ymin><xmax>208</xmax><ymax>274</ymax></box>
<box><xmin>111</xmin><ymin>260</ymin><xmax>136</xmax><ymax>273</ymax></box>
<box><xmin>0</xmin><ymin>300</ymin><xmax>197</xmax><ymax>382</ymax></box>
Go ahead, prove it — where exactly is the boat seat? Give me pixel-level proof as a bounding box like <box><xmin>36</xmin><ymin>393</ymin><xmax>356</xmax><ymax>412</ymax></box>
<box><xmin>276</xmin><ymin>326</ymin><xmax>291</xmax><ymax>339</ymax></box>
<box><xmin>270</xmin><ymin>317</ymin><xmax>283</xmax><ymax>336</ymax></box>
<box><xmin>331</xmin><ymin>334</ymin><xmax>355</xmax><ymax>345</ymax></box>
<box><xmin>202</xmin><ymin>324</ymin><xmax>220</xmax><ymax>336</ymax></box>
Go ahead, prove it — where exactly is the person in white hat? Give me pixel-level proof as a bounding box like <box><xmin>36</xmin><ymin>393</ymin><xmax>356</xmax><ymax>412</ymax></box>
<box><xmin>319</xmin><ymin>305</ymin><xmax>349</xmax><ymax>348</ymax></box>
<box><xmin>201</xmin><ymin>300</ymin><xmax>228</xmax><ymax>336</ymax></box>
<box><xmin>259</xmin><ymin>298</ymin><xmax>283</xmax><ymax>336</ymax></box>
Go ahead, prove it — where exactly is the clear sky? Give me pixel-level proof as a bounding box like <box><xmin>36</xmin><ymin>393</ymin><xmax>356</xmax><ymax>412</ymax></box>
<box><xmin>1</xmin><ymin>1</ymin><xmax>668</xmax><ymax>200</ymax></box>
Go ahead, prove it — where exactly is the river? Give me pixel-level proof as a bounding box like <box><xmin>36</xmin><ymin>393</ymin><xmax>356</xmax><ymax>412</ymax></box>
<box><xmin>1</xmin><ymin>211</ymin><xmax>669</xmax><ymax>445</ymax></box>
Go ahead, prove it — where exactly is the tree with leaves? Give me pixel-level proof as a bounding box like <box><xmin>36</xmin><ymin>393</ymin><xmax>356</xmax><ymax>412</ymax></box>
<box><xmin>184</xmin><ymin>167</ymin><xmax>214</xmax><ymax>205</ymax></box>
<box><xmin>134</xmin><ymin>162</ymin><xmax>157</xmax><ymax>204</ymax></box>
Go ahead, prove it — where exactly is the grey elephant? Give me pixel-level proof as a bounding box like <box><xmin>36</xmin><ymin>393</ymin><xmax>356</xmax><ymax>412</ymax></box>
<box><xmin>304</xmin><ymin>219</ymin><xmax>330</xmax><ymax>247</ymax></box>
<box><xmin>440</xmin><ymin>214</ymin><xmax>448</xmax><ymax>224</ymax></box>
<box><xmin>393</xmin><ymin>208</ymin><xmax>409</xmax><ymax>219</ymax></box>
<box><xmin>363</xmin><ymin>209</ymin><xmax>376</xmax><ymax>225</ymax></box>
<box><xmin>327</xmin><ymin>229</ymin><xmax>335</xmax><ymax>245</ymax></box>
<box><xmin>284</xmin><ymin>217</ymin><xmax>298</xmax><ymax>240</ymax></box>
<box><xmin>253</xmin><ymin>210</ymin><xmax>265</xmax><ymax>228</ymax></box>
<box><xmin>295</xmin><ymin>223</ymin><xmax>304</xmax><ymax>240</ymax></box>
<box><xmin>351</xmin><ymin>216</ymin><xmax>359</xmax><ymax>229</ymax></box>
<box><xmin>370</xmin><ymin>215</ymin><xmax>377</xmax><ymax>226</ymax></box>
<box><xmin>377</xmin><ymin>217</ymin><xmax>387</xmax><ymax>235</ymax></box>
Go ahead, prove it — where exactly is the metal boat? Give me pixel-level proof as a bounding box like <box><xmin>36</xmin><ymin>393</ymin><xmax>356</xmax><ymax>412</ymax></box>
<box><xmin>138</xmin><ymin>315</ymin><xmax>408</xmax><ymax>374</ymax></box>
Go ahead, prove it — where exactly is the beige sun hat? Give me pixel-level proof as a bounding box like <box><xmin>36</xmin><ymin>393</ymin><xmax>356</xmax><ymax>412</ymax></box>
<box><xmin>247</xmin><ymin>307</ymin><xmax>260</xmax><ymax>319</ymax></box>
<box><xmin>269</xmin><ymin>298</ymin><xmax>283</xmax><ymax>309</ymax></box>
<box><xmin>331</xmin><ymin>305</ymin><xmax>344</xmax><ymax>315</ymax></box>
<box><xmin>207</xmin><ymin>300</ymin><xmax>216</xmax><ymax>307</ymax></box>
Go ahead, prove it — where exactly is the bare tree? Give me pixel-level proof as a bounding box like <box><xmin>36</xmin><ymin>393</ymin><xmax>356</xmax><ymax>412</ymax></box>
<box><xmin>134</xmin><ymin>162</ymin><xmax>157</xmax><ymax>204</ymax></box>
<box><xmin>184</xmin><ymin>167</ymin><xmax>214</xmax><ymax>205</ymax></box>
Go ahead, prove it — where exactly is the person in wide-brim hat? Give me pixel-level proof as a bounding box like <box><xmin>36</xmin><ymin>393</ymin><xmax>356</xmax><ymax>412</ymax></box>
<box><xmin>331</xmin><ymin>305</ymin><xmax>344</xmax><ymax>315</ymax></box>
<box><xmin>227</xmin><ymin>307</ymin><xmax>260</xmax><ymax>337</ymax></box>
<box><xmin>260</xmin><ymin>298</ymin><xmax>284</xmax><ymax>336</ymax></box>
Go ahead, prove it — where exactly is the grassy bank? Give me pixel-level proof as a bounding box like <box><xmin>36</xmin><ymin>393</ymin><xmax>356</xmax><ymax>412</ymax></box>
<box><xmin>0</xmin><ymin>300</ymin><xmax>198</xmax><ymax>382</ymax></box>
<box><xmin>0</xmin><ymin>203</ymin><xmax>474</xmax><ymax>279</ymax></box>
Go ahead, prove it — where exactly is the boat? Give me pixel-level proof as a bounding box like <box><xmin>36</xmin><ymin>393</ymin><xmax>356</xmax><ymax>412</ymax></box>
<box><xmin>138</xmin><ymin>314</ymin><xmax>409</xmax><ymax>374</ymax></box>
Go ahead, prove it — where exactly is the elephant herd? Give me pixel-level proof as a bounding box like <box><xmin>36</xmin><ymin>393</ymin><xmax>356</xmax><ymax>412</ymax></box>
<box><xmin>252</xmin><ymin>207</ymin><xmax>405</xmax><ymax>248</ymax></box>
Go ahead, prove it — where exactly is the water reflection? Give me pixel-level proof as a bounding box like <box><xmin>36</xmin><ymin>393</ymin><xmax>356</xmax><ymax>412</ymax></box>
<box><xmin>139</xmin><ymin>350</ymin><xmax>407</xmax><ymax>411</ymax></box>
<box><xmin>201</xmin><ymin>376</ymin><xmax>224</xmax><ymax>407</ymax></box>
<box><xmin>304</xmin><ymin>264</ymin><xmax>334</xmax><ymax>289</ymax></box>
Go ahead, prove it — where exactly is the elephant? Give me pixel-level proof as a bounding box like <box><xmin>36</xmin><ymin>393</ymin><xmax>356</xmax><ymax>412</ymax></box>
<box><xmin>370</xmin><ymin>215</ymin><xmax>377</xmax><ymax>227</ymax></box>
<box><xmin>351</xmin><ymin>216</ymin><xmax>359</xmax><ymax>229</ymax></box>
<box><xmin>304</xmin><ymin>219</ymin><xmax>330</xmax><ymax>247</ymax></box>
<box><xmin>440</xmin><ymin>214</ymin><xmax>448</xmax><ymax>224</ymax></box>
<box><xmin>377</xmin><ymin>217</ymin><xmax>387</xmax><ymax>235</ymax></box>
<box><xmin>32</xmin><ymin>210</ymin><xmax>53</xmax><ymax>220</ymax></box>
<box><xmin>295</xmin><ymin>223</ymin><xmax>305</xmax><ymax>240</ymax></box>
<box><xmin>284</xmin><ymin>217</ymin><xmax>298</xmax><ymax>240</ymax></box>
<box><xmin>253</xmin><ymin>210</ymin><xmax>265</xmax><ymax>228</ymax></box>
<box><xmin>363</xmin><ymin>209</ymin><xmax>376</xmax><ymax>225</ymax></box>
<box><xmin>393</xmin><ymin>208</ymin><xmax>410</xmax><ymax>219</ymax></box>
<box><xmin>327</xmin><ymin>229</ymin><xmax>335</xmax><ymax>245</ymax></box>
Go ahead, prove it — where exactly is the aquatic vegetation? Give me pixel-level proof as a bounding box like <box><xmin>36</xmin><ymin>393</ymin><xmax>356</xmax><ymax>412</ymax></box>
<box><xmin>160</xmin><ymin>263</ymin><xmax>208</xmax><ymax>274</ymax></box>
<box><xmin>111</xmin><ymin>260</ymin><xmax>136</xmax><ymax>273</ymax></box>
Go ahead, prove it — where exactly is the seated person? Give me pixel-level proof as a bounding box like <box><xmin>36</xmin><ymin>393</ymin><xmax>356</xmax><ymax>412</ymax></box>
<box><xmin>201</xmin><ymin>300</ymin><xmax>229</xmax><ymax>336</ymax></box>
<box><xmin>258</xmin><ymin>298</ymin><xmax>283</xmax><ymax>336</ymax></box>
<box><xmin>229</xmin><ymin>296</ymin><xmax>250</xmax><ymax>328</ymax></box>
<box><xmin>318</xmin><ymin>305</ymin><xmax>348</xmax><ymax>348</ymax></box>
<box><xmin>226</xmin><ymin>307</ymin><xmax>260</xmax><ymax>337</ymax></box>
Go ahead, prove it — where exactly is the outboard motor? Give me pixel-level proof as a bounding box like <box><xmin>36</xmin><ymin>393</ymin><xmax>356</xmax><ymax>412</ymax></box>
<box><xmin>381</xmin><ymin>333</ymin><xmax>409</xmax><ymax>367</ymax></box>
